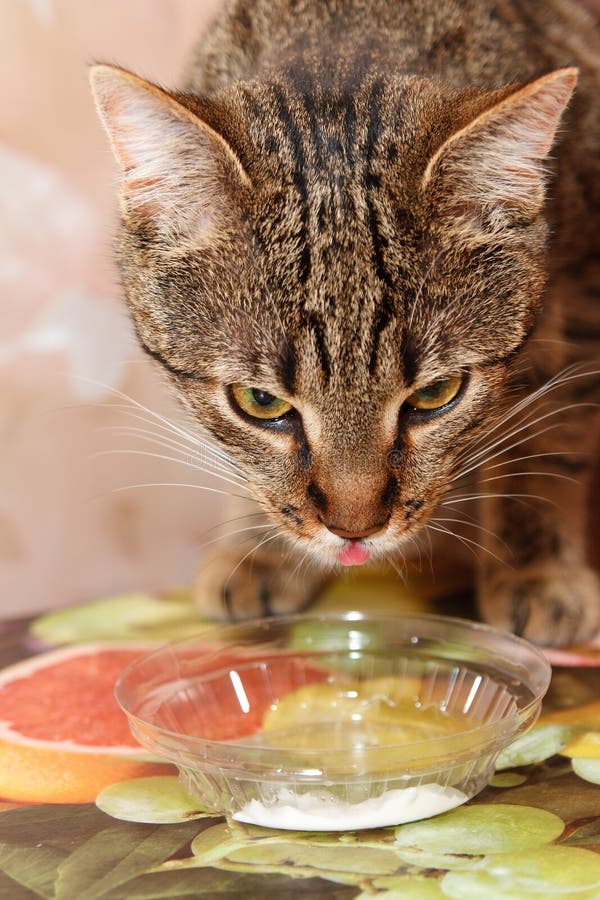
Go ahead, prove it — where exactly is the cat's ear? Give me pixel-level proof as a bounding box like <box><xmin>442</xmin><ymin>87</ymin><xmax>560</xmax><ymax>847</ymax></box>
<box><xmin>89</xmin><ymin>64</ymin><xmax>249</xmax><ymax>242</ymax></box>
<box><xmin>422</xmin><ymin>68</ymin><xmax>578</xmax><ymax>229</ymax></box>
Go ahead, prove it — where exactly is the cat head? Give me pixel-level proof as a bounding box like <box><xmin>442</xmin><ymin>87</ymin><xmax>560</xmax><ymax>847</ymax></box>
<box><xmin>90</xmin><ymin>64</ymin><xmax>576</xmax><ymax>567</ymax></box>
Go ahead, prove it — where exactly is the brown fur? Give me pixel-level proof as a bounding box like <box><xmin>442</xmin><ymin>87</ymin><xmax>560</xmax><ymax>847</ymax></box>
<box><xmin>91</xmin><ymin>0</ymin><xmax>600</xmax><ymax>645</ymax></box>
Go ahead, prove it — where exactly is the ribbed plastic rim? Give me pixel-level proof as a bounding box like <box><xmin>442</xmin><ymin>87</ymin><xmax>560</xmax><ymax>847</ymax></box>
<box><xmin>115</xmin><ymin>611</ymin><xmax>551</xmax><ymax>768</ymax></box>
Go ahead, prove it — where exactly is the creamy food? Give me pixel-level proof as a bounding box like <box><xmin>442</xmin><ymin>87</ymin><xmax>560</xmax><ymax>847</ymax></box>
<box><xmin>233</xmin><ymin>783</ymin><xmax>468</xmax><ymax>830</ymax></box>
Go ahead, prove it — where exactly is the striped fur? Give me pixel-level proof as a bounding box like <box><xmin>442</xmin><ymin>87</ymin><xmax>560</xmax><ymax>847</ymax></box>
<box><xmin>91</xmin><ymin>0</ymin><xmax>600</xmax><ymax>644</ymax></box>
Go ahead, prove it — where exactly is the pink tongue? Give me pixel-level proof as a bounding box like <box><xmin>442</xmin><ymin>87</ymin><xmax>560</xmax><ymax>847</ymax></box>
<box><xmin>336</xmin><ymin>542</ymin><xmax>371</xmax><ymax>567</ymax></box>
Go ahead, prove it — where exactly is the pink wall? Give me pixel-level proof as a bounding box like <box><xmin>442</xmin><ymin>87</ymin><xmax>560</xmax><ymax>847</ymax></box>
<box><xmin>0</xmin><ymin>1</ymin><xmax>224</xmax><ymax>617</ymax></box>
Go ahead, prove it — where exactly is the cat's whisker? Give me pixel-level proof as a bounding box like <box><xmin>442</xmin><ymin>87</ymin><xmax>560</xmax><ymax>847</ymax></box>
<box><xmin>222</xmin><ymin>530</ymin><xmax>285</xmax><ymax>603</ymax></box>
<box><xmin>100</xmin><ymin>417</ymin><xmax>246</xmax><ymax>489</ymax></box>
<box><xmin>479</xmin><ymin>470</ymin><xmax>579</xmax><ymax>485</ymax></box>
<box><xmin>454</xmin><ymin>363</ymin><xmax>600</xmax><ymax>464</ymax></box>
<box><xmin>405</xmin><ymin>532</ymin><xmax>424</xmax><ymax>573</ymax></box>
<box><xmin>424</xmin><ymin>521</ymin><xmax>480</xmax><ymax>570</ymax></box>
<box><xmin>103</xmin><ymin>405</ymin><xmax>246</xmax><ymax>477</ymax></box>
<box><xmin>94</xmin><ymin>448</ymin><xmax>254</xmax><ymax>494</ymax></box>
<box><xmin>279</xmin><ymin>538</ymin><xmax>303</xmax><ymax>582</ymax></box>
<box><xmin>529</xmin><ymin>336</ymin><xmax>579</xmax><ymax>351</ymax></box>
<box><xmin>452</xmin><ymin>422</ymin><xmax>565</xmax><ymax>483</ymax></box>
<box><xmin>110</xmin><ymin>481</ymin><xmax>254</xmax><ymax>503</ymax></box>
<box><xmin>96</xmin><ymin>389</ymin><xmax>247</xmax><ymax>472</ymax></box>
<box><xmin>281</xmin><ymin>541</ymin><xmax>317</xmax><ymax>598</ymax></box>
<box><xmin>398</xmin><ymin>529</ymin><xmax>426</xmax><ymax>574</ymax></box>
<box><xmin>432</xmin><ymin>515</ymin><xmax>511</xmax><ymax>553</ymax></box>
<box><xmin>420</xmin><ymin>525</ymin><xmax>435</xmax><ymax>576</ymax></box>
<box><xmin>197</xmin><ymin>522</ymin><xmax>278</xmax><ymax>554</ymax></box>
<box><xmin>481</xmin><ymin>449</ymin><xmax>589</xmax><ymax>471</ymax></box>
<box><xmin>437</xmin><ymin>501</ymin><xmax>479</xmax><ymax>523</ymax></box>
<box><xmin>441</xmin><ymin>490</ymin><xmax>556</xmax><ymax>507</ymax></box>
<box><xmin>435</xmin><ymin>501</ymin><xmax>511</xmax><ymax>554</ymax></box>
<box><xmin>102</xmin><ymin>424</ymin><xmax>249</xmax><ymax>485</ymax></box>
<box><xmin>422</xmin><ymin>525</ymin><xmax>442</xmax><ymax>573</ymax></box>
<box><xmin>86</xmin><ymin>381</ymin><xmax>207</xmax><ymax>445</ymax></box>
<box><xmin>103</xmin><ymin>418</ymin><xmax>238</xmax><ymax>458</ymax></box>
<box><xmin>451</xmin><ymin>401</ymin><xmax>598</xmax><ymax>482</ymax></box>
<box><xmin>427</xmin><ymin>521</ymin><xmax>507</xmax><ymax>567</ymax></box>
<box><xmin>102</xmin><ymin>415</ymin><xmax>222</xmax><ymax>450</ymax></box>
<box><xmin>197</xmin><ymin>511</ymin><xmax>268</xmax><ymax>540</ymax></box>
<box><xmin>452</xmin><ymin>393</ymin><xmax>563</xmax><ymax>465</ymax></box>
<box><xmin>452</xmin><ymin>364</ymin><xmax>588</xmax><ymax>463</ymax></box>
<box><xmin>382</xmin><ymin>549</ymin><xmax>408</xmax><ymax>585</ymax></box>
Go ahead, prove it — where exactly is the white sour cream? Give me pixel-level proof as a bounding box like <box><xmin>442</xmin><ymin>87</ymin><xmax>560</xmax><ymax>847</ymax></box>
<box><xmin>233</xmin><ymin>783</ymin><xmax>467</xmax><ymax>831</ymax></box>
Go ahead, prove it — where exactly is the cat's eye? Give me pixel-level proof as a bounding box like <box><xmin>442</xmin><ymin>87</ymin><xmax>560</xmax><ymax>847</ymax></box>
<box><xmin>231</xmin><ymin>384</ymin><xmax>294</xmax><ymax>420</ymax></box>
<box><xmin>405</xmin><ymin>374</ymin><xmax>464</xmax><ymax>412</ymax></box>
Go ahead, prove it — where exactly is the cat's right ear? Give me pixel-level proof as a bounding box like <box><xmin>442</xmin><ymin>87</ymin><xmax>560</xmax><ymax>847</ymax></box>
<box><xmin>421</xmin><ymin>68</ymin><xmax>578</xmax><ymax>232</ymax></box>
<box><xmin>89</xmin><ymin>64</ymin><xmax>249</xmax><ymax>243</ymax></box>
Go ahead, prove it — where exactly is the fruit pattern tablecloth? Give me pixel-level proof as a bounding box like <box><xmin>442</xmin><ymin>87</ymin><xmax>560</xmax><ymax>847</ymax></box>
<box><xmin>1</xmin><ymin>570</ymin><xmax>600</xmax><ymax>900</ymax></box>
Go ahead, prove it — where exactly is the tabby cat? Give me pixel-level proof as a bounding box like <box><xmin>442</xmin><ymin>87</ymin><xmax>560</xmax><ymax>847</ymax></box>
<box><xmin>90</xmin><ymin>0</ymin><xmax>600</xmax><ymax>645</ymax></box>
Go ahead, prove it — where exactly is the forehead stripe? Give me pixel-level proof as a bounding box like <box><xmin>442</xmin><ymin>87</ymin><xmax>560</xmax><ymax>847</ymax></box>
<box><xmin>305</xmin><ymin>309</ymin><xmax>331</xmax><ymax>382</ymax></box>
<box><xmin>400</xmin><ymin>332</ymin><xmax>420</xmax><ymax>386</ymax></box>
<box><xmin>364</xmin><ymin>78</ymin><xmax>394</xmax><ymax>293</ymax></box>
<box><xmin>278</xmin><ymin>340</ymin><xmax>298</xmax><ymax>394</ymax></box>
<box><xmin>368</xmin><ymin>293</ymin><xmax>396</xmax><ymax>375</ymax></box>
<box><xmin>271</xmin><ymin>81</ymin><xmax>312</xmax><ymax>285</ymax></box>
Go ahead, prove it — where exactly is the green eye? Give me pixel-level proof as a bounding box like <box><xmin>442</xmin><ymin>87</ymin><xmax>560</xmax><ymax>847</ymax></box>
<box><xmin>405</xmin><ymin>374</ymin><xmax>464</xmax><ymax>411</ymax></box>
<box><xmin>231</xmin><ymin>384</ymin><xmax>293</xmax><ymax>420</ymax></box>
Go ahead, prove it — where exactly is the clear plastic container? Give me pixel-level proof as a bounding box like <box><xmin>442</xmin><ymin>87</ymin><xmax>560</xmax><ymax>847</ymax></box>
<box><xmin>116</xmin><ymin>612</ymin><xmax>550</xmax><ymax>831</ymax></box>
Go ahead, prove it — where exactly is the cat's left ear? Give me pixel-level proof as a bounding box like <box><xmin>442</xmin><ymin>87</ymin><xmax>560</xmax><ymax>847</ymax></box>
<box><xmin>89</xmin><ymin>64</ymin><xmax>249</xmax><ymax>243</ymax></box>
<box><xmin>422</xmin><ymin>68</ymin><xmax>578</xmax><ymax>228</ymax></box>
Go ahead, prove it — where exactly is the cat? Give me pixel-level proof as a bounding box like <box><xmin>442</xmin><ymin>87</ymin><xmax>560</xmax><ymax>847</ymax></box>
<box><xmin>90</xmin><ymin>0</ymin><xmax>600</xmax><ymax>646</ymax></box>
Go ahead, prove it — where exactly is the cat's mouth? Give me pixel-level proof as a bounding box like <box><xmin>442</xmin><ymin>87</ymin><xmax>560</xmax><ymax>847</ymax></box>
<box><xmin>315</xmin><ymin>523</ymin><xmax>400</xmax><ymax>568</ymax></box>
<box><xmin>304</xmin><ymin>517</ymin><xmax>405</xmax><ymax>569</ymax></box>
<box><xmin>335</xmin><ymin>541</ymin><xmax>372</xmax><ymax>567</ymax></box>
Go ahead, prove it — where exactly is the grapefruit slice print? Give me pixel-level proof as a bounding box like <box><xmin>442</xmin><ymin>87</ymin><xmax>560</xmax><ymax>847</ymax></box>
<box><xmin>0</xmin><ymin>643</ymin><xmax>173</xmax><ymax>803</ymax></box>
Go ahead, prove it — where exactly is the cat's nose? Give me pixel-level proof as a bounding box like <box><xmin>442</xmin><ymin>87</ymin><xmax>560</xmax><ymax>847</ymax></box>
<box><xmin>324</xmin><ymin>520</ymin><xmax>389</xmax><ymax>539</ymax></box>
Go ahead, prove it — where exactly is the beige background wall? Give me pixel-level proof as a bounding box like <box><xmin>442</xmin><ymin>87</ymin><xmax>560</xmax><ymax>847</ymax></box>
<box><xmin>1</xmin><ymin>1</ymin><xmax>598</xmax><ymax>619</ymax></box>
<box><xmin>0</xmin><ymin>1</ymin><xmax>223</xmax><ymax>618</ymax></box>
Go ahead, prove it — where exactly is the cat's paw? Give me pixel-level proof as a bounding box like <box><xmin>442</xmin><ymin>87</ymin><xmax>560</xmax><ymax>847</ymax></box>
<box><xmin>194</xmin><ymin>545</ymin><xmax>323</xmax><ymax>620</ymax></box>
<box><xmin>478</xmin><ymin>563</ymin><xmax>600</xmax><ymax>646</ymax></box>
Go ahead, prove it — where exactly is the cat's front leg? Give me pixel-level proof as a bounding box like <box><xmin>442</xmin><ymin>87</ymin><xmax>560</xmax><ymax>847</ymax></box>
<box><xmin>475</xmin><ymin>397</ymin><xmax>600</xmax><ymax>646</ymax></box>
<box><xmin>194</xmin><ymin>497</ymin><xmax>325</xmax><ymax>620</ymax></box>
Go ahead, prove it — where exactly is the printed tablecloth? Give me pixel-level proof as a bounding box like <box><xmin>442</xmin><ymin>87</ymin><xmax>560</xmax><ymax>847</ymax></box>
<box><xmin>1</xmin><ymin>569</ymin><xmax>600</xmax><ymax>899</ymax></box>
